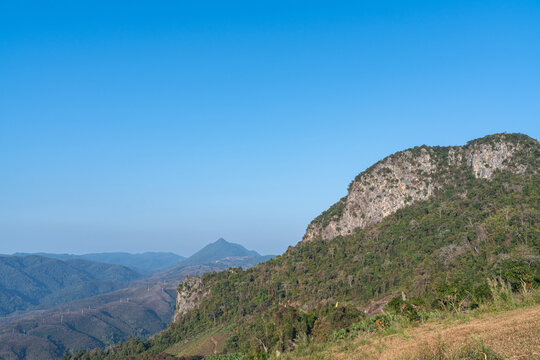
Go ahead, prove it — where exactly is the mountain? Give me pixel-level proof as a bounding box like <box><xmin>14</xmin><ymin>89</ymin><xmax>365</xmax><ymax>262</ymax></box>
<box><xmin>0</xmin><ymin>255</ymin><xmax>141</xmax><ymax>316</ymax></box>
<box><xmin>181</xmin><ymin>238</ymin><xmax>264</xmax><ymax>266</ymax></box>
<box><xmin>63</xmin><ymin>133</ymin><xmax>539</xmax><ymax>359</ymax></box>
<box><xmin>13</xmin><ymin>252</ymin><xmax>185</xmax><ymax>274</ymax></box>
<box><xmin>156</xmin><ymin>238</ymin><xmax>274</xmax><ymax>280</ymax></box>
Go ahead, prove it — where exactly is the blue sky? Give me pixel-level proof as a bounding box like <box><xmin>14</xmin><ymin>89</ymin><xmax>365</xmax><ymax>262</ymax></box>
<box><xmin>1</xmin><ymin>1</ymin><xmax>539</xmax><ymax>256</ymax></box>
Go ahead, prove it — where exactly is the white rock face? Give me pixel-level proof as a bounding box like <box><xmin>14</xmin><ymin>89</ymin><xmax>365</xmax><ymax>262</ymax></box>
<box><xmin>303</xmin><ymin>134</ymin><xmax>537</xmax><ymax>242</ymax></box>
<box><xmin>465</xmin><ymin>140</ymin><xmax>525</xmax><ymax>179</ymax></box>
<box><xmin>174</xmin><ymin>277</ymin><xmax>207</xmax><ymax>322</ymax></box>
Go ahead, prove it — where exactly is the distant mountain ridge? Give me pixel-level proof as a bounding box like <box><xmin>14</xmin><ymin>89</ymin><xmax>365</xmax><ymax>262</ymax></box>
<box><xmin>0</xmin><ymin>255</ymin><xmax>141</xmax><ymax>316</ymax></box>
<box><xmin>12</xmin><ymin>251</ymin><xmax>185</xmax><ymax>274</ymax></box>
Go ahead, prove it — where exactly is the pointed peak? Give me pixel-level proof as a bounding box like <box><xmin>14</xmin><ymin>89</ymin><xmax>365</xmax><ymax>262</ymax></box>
<box><xmin>181</xmin><ymin>239</ymin><xmax>262</xmax><ymax>266</ymax></box>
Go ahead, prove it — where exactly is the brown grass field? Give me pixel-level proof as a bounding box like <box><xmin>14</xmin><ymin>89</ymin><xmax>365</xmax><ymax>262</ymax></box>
<box><xmin>331</xmin><ymin>305</ymin><xmax>540</xmax><ymax>360</ymax></box>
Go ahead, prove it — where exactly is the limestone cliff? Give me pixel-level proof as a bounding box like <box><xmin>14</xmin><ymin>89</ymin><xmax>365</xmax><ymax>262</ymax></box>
<box><xmin>303</xmin><ymin>133</ymin><xmax>538</xmax><ymax>242</ymax></box>
<box><xmin>173</xmin><ymin>276</ymin><xmax>207</xmax><ymax>322</ymax></box>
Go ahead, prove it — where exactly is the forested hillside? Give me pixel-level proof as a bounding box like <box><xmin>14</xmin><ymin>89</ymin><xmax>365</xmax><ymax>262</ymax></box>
<box><xmin>62</xmin><ymin>134</ymin><xmax>539</xmax><ymax>360</ymax></box>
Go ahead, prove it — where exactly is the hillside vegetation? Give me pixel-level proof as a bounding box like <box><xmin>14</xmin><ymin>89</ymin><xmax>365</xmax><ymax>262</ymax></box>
<box><xmin>62</xmin><ymin>134</ymin><xmax>539</xmax><ymax>359</ymax></box>
<box><xmin>283</xmin><ymin>291</ymin><xmax>540</xmax><ymax>360</ymax></box>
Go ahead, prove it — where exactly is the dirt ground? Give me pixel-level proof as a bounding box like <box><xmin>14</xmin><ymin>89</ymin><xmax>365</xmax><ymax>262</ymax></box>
<box><xmin>335</xmin><ymin>305</ymin><xmax>540</xmax><ymax>360</ymax></box>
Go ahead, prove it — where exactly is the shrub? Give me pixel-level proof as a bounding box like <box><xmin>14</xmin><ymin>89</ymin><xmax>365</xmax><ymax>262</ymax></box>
<box><xmin>487</xmin><ymin>277</ymin><xmax>515</xmax><ymax>308</ymax></box>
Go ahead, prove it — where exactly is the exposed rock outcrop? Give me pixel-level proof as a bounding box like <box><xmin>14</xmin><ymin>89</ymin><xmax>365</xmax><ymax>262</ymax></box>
<box><xmin>303</xmin><ymin>133</ymin><xmax>538</xmax><ymax>242</ymax></box>
<box><xmin>173</xmin><ymin>276</ymin><xmax>207</xmax><ymax>322</ymax></box>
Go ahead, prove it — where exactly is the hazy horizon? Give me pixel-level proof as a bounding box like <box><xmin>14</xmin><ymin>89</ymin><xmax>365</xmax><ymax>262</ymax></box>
<box><xmin>1</xmin><ymin>1</ymin><xmax>539</xmax><ymax>256</ymax></box>
<box><xmin>4</xmin><ymin>237</ymin><xmax>272</xmax><ymax>258</ymax></box>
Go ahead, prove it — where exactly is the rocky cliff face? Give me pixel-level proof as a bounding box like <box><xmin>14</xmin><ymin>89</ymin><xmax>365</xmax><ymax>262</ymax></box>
<box><xmin>303</xmin><ymin>133</ymin><xmax>538</xmax><ymax>242</ymax></box>
<box><xmin>173</xmin><ymin>276</ymin><xmax>207</xmax><ymax>322</ymax></box>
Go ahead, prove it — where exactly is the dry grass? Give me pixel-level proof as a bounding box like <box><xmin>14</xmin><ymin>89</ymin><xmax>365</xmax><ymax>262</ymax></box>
<box><xmin>331</xmin><ymin>305</ymin><xmax>540</xmax><ymax>360</ymax></box>
<box><xmin>285</xmin><ymin>304</ymin><xmax>540</xmax><ymax>360</ymax></box>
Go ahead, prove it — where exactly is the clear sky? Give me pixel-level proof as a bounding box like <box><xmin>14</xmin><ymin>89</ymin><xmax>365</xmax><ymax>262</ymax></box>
<box><xmin>1</xmin><ymin>1</ymin><xmax>539</xmax><ymax>256</ymax></box>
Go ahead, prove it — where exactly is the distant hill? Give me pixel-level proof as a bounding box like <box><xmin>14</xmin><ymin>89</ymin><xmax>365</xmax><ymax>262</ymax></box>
<box><xmin>13</xmin><ymin>252</ymin><xmax>185</xmax><ymax>274</ymax></box>
<box><xmin>181</xmin><ymin>238</ymin><xmax>261</xmax><ymax>265</ymax></box>
<box><xmin>0</xmin><ymin>255</ymin><xmax>141</xmax><ymax>316</ymax></box>
<box><xmin>156</xmin><ymin>238</ymin><xmax>274</xmax><ymax>280</ymax></box>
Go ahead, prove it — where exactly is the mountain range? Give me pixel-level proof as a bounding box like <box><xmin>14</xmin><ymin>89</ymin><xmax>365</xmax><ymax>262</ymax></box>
<box><xmin>12</xmin><ymin>252</ymin><xmax>186</xmax><ymax>274</ymax></box>
<box><xmin>0</xmin><ymin>239</ymin><xmax>273</xmax><ymax>359</ymax></box>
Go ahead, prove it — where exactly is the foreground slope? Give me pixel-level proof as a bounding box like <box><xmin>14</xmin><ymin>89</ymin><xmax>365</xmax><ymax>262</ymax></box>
<box><xmin>65</xmin><ymin>133</ymin><xmax>539</xmax><ymax>359</ymax></box>
<box><xmin>284</xmin><ymin>301</ymin><xmax>540</xmax><ymax>360</ymax></box>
